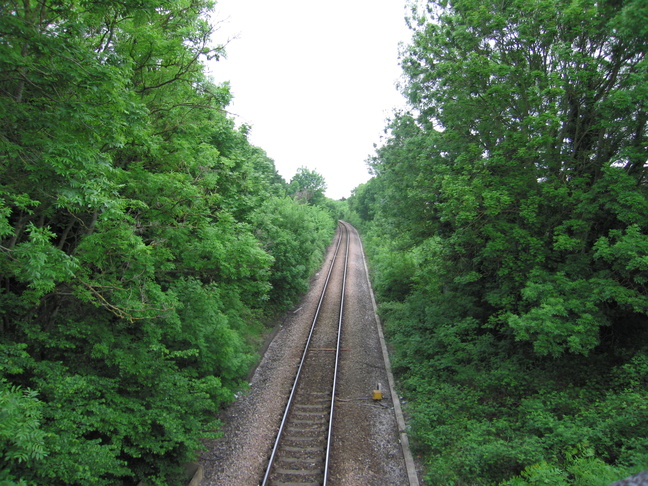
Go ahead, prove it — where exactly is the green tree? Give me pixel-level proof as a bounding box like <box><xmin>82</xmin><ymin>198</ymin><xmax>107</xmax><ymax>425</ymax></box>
<box><xmin>289</xmin><ymin>166</ymin><xmax>328</xmax><ymax>205</ymax></box>
<box><xmin>374</xmin><ymin>0</ymin><xmax>648</xmax><ymax>355</ymax></box>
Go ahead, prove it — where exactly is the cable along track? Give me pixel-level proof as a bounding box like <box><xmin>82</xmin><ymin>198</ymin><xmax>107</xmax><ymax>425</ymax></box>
<box><xmin>262</xmin><ymin>221</ymin><xmax>350</xmax><ymax>486</ymax></box>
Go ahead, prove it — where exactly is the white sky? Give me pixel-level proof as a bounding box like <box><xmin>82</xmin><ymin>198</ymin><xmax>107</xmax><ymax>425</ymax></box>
<box><xmin>207</xmin><ymin>0</ymin><xmax>411</xmax><ymax>200</ymax></box>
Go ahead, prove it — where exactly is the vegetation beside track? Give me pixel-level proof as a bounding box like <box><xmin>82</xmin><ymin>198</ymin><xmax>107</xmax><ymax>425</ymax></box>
<box><xmin>348</xmin><ymin>0</ymin><xmax>648</xmax><ymax>484</ymax></box>
<box><xmin>0</xmin><ymin>2</ymin><xmax>339</xmax><ymax>484</ymax></box>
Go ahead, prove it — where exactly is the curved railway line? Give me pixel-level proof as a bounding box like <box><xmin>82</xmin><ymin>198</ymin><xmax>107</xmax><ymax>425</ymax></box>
<box><xmin>262</xmin><ymin>221</ymin><xmax>350</xmax><ymax>486</ymax></box>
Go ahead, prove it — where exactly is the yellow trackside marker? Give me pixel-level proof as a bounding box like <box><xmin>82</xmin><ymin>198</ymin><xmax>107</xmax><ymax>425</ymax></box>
<box><xmin>373</xmin><ymin>382</ymin><xmax>383</xmax><ymax>401</ymax></box>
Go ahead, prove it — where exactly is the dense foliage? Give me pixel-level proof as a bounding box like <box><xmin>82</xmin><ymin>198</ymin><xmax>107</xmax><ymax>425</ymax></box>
<box><xmin>351</xmin><ymin>0</ymin><xmax>648</xmax><ymax>483</ymax></box>
<box><xmin>288</xmin><ymin>166</ymin><xmax>328</xmax><ymax>206</ymax></box>
<box><xmin>0</xmin><ymin>1</ymin><xmax>336</xmax><ymax>484</ymax></box>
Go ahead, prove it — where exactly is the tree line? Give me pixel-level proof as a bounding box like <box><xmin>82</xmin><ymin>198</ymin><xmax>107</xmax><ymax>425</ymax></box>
<box><xmin>348</xmin><ymin>0</ymin><xmax>648</xmax><ymax>484</ymax></box>
<box><xmin>0</xmin><ymin>1</ymin><xmax>339</xmax><ymax>484</ymax></box>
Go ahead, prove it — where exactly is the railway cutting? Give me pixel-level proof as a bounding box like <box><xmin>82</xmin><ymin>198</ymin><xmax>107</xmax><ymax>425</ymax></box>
<box><xmin>200</xmin><ymin>222</ymin><xmax>418</xmax><ymax>486</ymax></box>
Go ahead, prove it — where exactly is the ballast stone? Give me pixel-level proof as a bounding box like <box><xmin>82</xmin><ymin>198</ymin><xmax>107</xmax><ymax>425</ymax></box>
<box><xmin>610</xmin><ymin>471</ymin><xmax>648</xmax><ymax>486</ymax></box>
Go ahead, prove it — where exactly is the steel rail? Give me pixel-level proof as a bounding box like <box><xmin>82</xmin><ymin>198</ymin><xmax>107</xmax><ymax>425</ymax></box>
<box><xmin>261</xmin><ymin>222</ymin><xmax>348</xmax><ymax>486</ymax></box>
<box><xmin>322</xmin><ymin>221</ymin><xmax>350</xmax><ymax>485</ymax></box>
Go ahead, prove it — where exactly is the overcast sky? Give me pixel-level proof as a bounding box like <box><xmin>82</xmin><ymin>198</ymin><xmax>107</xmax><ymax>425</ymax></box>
<box><xmin>207</xmin><ymin>0</ymin><xmax>411</xmax><ymax>200</ymax></box>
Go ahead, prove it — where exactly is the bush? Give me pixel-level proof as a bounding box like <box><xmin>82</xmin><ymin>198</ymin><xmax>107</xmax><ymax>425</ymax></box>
<box><xmin>253</xmin><ymin>197</ymin><xmax>336</xmax><ymax>310</ymax></box>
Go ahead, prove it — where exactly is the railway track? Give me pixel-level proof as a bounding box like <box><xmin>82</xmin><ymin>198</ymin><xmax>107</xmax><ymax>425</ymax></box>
<box><xmin>261</xmin><ymin>221</ymin><xmax>351</xmax><ymax>486</ymax></box>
